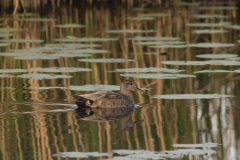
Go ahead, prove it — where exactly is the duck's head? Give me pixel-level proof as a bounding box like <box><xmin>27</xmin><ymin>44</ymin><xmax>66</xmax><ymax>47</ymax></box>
<box><xmin>120</xmin><ymin>80</ymin><xmax>143</xmax><ymax>92</ymax></box>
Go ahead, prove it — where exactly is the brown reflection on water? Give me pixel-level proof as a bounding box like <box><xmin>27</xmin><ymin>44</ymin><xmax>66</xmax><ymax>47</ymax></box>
<box><xmin>0</xmin><ymin>1</ymin><xmax>240</xmax><ymax>160</ymax></box>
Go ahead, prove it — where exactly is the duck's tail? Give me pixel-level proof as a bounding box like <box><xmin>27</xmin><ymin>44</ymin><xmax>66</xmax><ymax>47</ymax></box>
<box><xmin>73</xmin><ymin>95</ymin><xmax>94</xmax><ymax>108</ymax></box>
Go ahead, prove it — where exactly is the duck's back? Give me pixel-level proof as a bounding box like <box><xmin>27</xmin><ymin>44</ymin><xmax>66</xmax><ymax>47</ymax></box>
<box><xmin>91</xmin><ymin>92</ymin><xmax>135</xmax><ymax>108</ymax></box>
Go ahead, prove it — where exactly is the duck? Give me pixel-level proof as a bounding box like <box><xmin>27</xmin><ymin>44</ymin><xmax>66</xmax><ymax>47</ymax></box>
<box><xmin>74</xmin><ymin>80</ymin><xmax>143</xmax><ymax>108</ymax></box>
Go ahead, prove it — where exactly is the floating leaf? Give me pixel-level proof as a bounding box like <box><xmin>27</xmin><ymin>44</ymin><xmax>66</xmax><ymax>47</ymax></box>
<box><xmin>225</xmin><ymin>25</ymin><xmax>240</xmax><ymax>30</ymax></box>
<box><xmin>0</xmin><ymin>43</ymin><xmax>11</xmax><ymax>47</ymax></box>
<box><xmin>24</xmin><ymin>18</ymin><xmax>56</xmax><ymax>22</ymax></box>
<box><xmin>187</xmin><ymin>22</ymin><xmax>231</xmax><ymax>27</ymax></box>
<box><xmin>127</xmin><ymin>17</ymin><xmax>154</xmax><ymax>20</ymax></box>
<box><xmin>30</xmin><ymin>67</ymin><xmax>91</xmax><ymax>73</ymax></box>
<box><xmin>54</xmin><ymin>37</ymin><xmax>118</xmax><ymax>42</ymax></box>
<box><xmin>50</xmin><ymin>53</ymin><xmax>91</xmax><ymax>58</ymax></box>
<box><xmin>0</xmin><ymin>87</ymin><xmax>15</xmax><ymax>90</ymax></box>
<box><xmin>176</xmin><ymin>2</ymin><xmax>199</xmax><ymax>6</ymax></box>
<box><xmin>136</xmin><ymin>41</ymin><xmax>185</xmax><ymax>45</ymax></box>
<box><xmin>120</xmin><ymin>73</ymin><xmax>195</xmax><ymax>79</ymax></box>
<box><xmin>113</xmin><ymin>150</ymin><xmax>154</xmax><ymax>156</ymax></box>
<box><xmin>162</xmin><ymin>60</ymin><xmax>240</xmax><ymax>66</ymax></box>
<box><xmin>18</xmin><ymin>74</ymin><xmax>72</xmax><ymax>79</ymax></box>
<box><xmin>0</xmin><ymin>69</ymin><xmax>28</xmax><ymax>73</ymax></box>
<box><xmin>78</xmin><ymin>58</ymin><xmax>135</xmax><ymax>63</ymax></box>
<box><xmin>152</xmin><ymin>94</ymin><xmax>233</xmax><ymax>99</ymax></box>
<box><xmin>54</xmin><ymin>24</ymin><xmax>85</xmax><ymax>28</ymax></box>
<box><xmin>56</xmin><ymin>49</ymin><xmax>110</xmax><ymax>54</ymax></box>
<box><xmin>194</xmin><ymin>70</ymin><xmax>232</xmax><ymax>73</ymax></box>
<box><xmin>0</xmin><ymin>28</ymin><xmax>20</xmax><ymax>33</ymax></box>
<box><xmin>150</xmin><ymin>44</ymin><xmax>187</xmax><ymax>48</ymax></box>
<box><xmin>69</xmin><ymin>85</ymin><xmax>119</xmax><ymax>91</ymax></box>
<box><xmin>29</xmin><ymin>86</ymin><xmax>67</xmax><ymax>90</ymax></box>
<box><xmin>199</xmin><ymin>6</ymin><xmax>237</xmax><ymax>10</ymax></box>
<box><xmin>163</xmin><ymin>149</ymin><xmax>216</xmax><ymax>156</ymax></box>
<box><xmin>173</xmin><ymin>143</ymin><xmax>219</xmax><ymax>148</ymax></box>
<box><xmin>189</xmin><ymin>43</ymin><xmax>234</xmax><ymax>48</ymax></box>
<box><xmin>196</xmin><ymin>53</ymin><xmax>238</xmax><ymax>59</ymax></box>
<box><xmin>0</xmin><ymin>74</ymin><xmax>13</xmax><ymax>78</ymax></box>
<box><xmin>44</xmin><ymin>43</ymin><xmax>101</xmax><ymax>49</ymax></box>
<box><xmin>0</xmin><ymin>33</ymin><xmax>13</xmax><ymax>37</ymax></box>
<box><xmin>53</xmin><ymin>152</ymin><xmax>109</xmax><ymax>158</ymax></box>
<box><xmin>105</xmin><ymin>29</ymin><xmax>155</xmax><ymax>34</ymax></box>
<box><xmin>113</xmin><ymin>67</ymin><xmax>184</xmax><ymax>73</ymax></box>
<box><xmin>193</xmin><ymin>29</ymin><xmax>228</xmax><ymax>34</ymax></box>
<box><xmin>138</xmin><ymin>13</ymin><xmax>170</xmax><ymax>17</ymax></box>
<box><xmin>127</xmin><ymin>153</ymin><xmax>178</xmax><ymax>159</ymax></box>
<box><xmin>14</xmin><ymin>54</ymin><xmax>59</xmax><ymax>60</ymax></box>
<box><xmin>191</xmin><ymin>14</ymin><xmax>229</xmax><ymax>19</ymax></box>
<box><xmin>127</xmin><ymin>36</ymin><xmax>180</xmax><ymax>41</ymax></box>
<box><xmin>0</xmin><ymin>39</ymin><xmax>44</xmax><ymax>43</ymax></box>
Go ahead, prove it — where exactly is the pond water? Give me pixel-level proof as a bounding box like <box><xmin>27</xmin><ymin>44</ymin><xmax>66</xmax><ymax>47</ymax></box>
<box><xmin>1</xmin><ymin>1</ymin><xmax>240</xmax><ymax>160</ymax></box>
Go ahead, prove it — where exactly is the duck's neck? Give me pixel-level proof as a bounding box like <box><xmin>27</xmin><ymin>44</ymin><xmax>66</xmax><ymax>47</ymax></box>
<box><xmin>120</xmin><ymin>87</ymin><xmax>131</xmax><ymax>97</ymax></box>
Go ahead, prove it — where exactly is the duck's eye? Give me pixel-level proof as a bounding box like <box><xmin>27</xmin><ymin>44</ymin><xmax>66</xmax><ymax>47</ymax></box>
<box><xmin>124</xmin><ymin>81</ymin><xmax>132</xmax><ymax>85</ymax></box>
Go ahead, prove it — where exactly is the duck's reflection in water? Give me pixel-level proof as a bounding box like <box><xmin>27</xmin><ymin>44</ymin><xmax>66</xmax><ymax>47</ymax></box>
<box><xmin>75</xmin><ymin>106</ymin><xmax>143</xmax><ymax>130</ymax></box>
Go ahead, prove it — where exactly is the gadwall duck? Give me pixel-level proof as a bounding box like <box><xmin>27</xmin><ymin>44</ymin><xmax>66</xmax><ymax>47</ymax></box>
<box><xmin>74</xmin><ymin>80</ymin><xmax>143</xmax><ymax>108</ymax></box>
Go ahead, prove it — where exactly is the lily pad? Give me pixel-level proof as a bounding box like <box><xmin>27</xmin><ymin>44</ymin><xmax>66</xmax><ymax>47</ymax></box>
<box><xmin>28</xmin><ymin>18</ymin><xmax>55</xmax><ymax>22</ymax></box>
<box><xmin>120</xmin><ymin>73</ymin><xmax>195</xmax><ymax>79</ymax></box>
<box><xmin>225</xmin><ymin>25</ymin><xmax>240</xmax><ymax>30</ymax></box>
<box><xmin>127</xmin><ymin>36</ymin><xmax>180</xmax><ymax>41</ymax></box>
<box><xmin>105</xmin><ymin>29</ymin><xmax>155</xmax><ymax>34</ymax></box>
<box><xmin>127</xmin><ymin>153</ymin><xmax>178</xmax><ymax>159</ymax></box>
<box><xmin>113</xmin><ymin>150</ymin><xmax>153</xmax><ymax>156</ymax></box>
<box><xmin>193</xmin><ymin>29</ymin><xmax>228</xmax><ymax>34</ymax></box>
<box><xmin>0</xmin><ymin>33</ymin><xmax>13</xmax><ymax>37</ymax></box>
<box><xmin>138</xmin><ymin>13</ymin><xmax>170</xmax><ymax>17</ymax></box>
<box><xmin>191</xmin><ymin>14</ymin><xmax>229</xmax><ymax>19</ymax></box>
<box><xmin>152</xmin><ymin>94</ymin><xmax>233</xmax><ymax>99</ymax></box>
<box><xmin>14</xmin><ymin>54</ymin><xmax>59</xmax><ymax>60</ymax></box>
<box><xmin>0</xmin><ymin>69</ymin><xmax>28</xmax><ymax>73</ymax></box>
<box><xmin>127</xmin><ymin>17</ymin><xmax>154</xmax><ymax>20</ymax></box>
<box><xmin>18</xmin><ymin>74</ymin><xmax>72</xmax><ymax>79</ymax></box>
<box><xmin>69</xmin><ymin>85</ymin><xmax>120</xmax><ymax>91</ymax></box>
<box><xmin>136</xmin><ymin>41</ymin><xmax>185</xmax><ymax>45</ymax></box>
<box><xmin>50</xmin><ymin>53</ymin><xmax>91</xmax><ymax>58</ymax></box>
<box><xmin>163</xmin><ymin>149</ymin><xmax>216</xmax><ymax>156</ymax></box>
<box><xmin>196</xmin><ymin>53</ymin><xmax>238</xmax><ymax>59</ymax></box>
<box><xmin>189</xmin><ymin>43</ymin><xmax>234</xmax><ymax>48</ymax></box>
<box><xmin>194</xmin><ymin>70</ymin><xmax>232</xmax><ymax>73</ymax></box>
<box><xmin>0</xmin><ymin>87</ymin><xmax>15</xmax><ymax>89</ymax></box>
<box><xmin>52</xmin><ymin>152</ymin><xmax>109</xmax><ymax>158</ymax></box>
<box><xmin>29</xmin><ymin>86</ymin><xmax>67</xmax><ymax>90</ymax></box>
<box><xmin>0</xmin><ymin>74</ymin><xmax>13</xmax><ymax>78</ymax></box>
<box><xmin>150</xmin><ymin>44</ymin><xmax>188</xmax><ymax>48</ymax></box>
<box><xmin>0</xmin><ymin>43</ymin><xmax>11</xmax><ymax>47</ymax></box>
<box><xmin>78</xmin><ymin>58</ymin><xmax>135</xmax><ymax>63</ymax></box>
<box><xmin>0</xmin><ymin>39</ymin><xmax>44</xmax><ymax>43</ymax></box>
<box><xmin>54</xmin><ymin>24</ymin><xmax>85</xmax><ymax>28</ymax></box>
<box><xmin>162</xmin><ymin>60</ymin><xmax>240</xmax><ymax>66</ymax></box>
<box><xmin>44</xmin><ymin>43</ymin><xmax>101</xmax><ymax>48</ymax></box>
<box><xmin>113</xmin><ymin>67</ymin><xmax>184</xmax><ymax>73</ymax></box>
<box><xmin>54</xmin><ymin>37</ymin><xmax>118</xmax><ymax>42</ymax></box>
<box><xmin>30</xmin><ymin>67</ymin><xmax>91</xmax><ymax>72</ymax></box>
<box><xmin>187</xmin><ymin>22</ymin><xmax>231</xmax><ymax>27</ymax></box>
<box><xmin>56</xmin><ymin>49</ymin><xmax>110</xmax><ymax>54</ymax></box>
<box><xmin>199</xmin><ymin>6</ymin><xmax>237</xmax><ymax>10</ymax></box>
<box><xmin>172</xmin><ymin>143</ymin><xmax>219</xmax><ymax>148</ymax></box>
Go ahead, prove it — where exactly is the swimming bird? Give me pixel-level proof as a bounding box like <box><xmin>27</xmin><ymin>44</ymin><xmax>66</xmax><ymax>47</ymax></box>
<box><xmin>74</xmin><ymin>80</ymin><xmax>143</xmax><ymax>108</ymax></box>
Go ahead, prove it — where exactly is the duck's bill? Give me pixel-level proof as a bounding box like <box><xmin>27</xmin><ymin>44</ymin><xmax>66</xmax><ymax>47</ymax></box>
<box><xmin>136</xmin><ymin>87</ymin><xmax>145</xmax><ymax>93</ymax></box>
